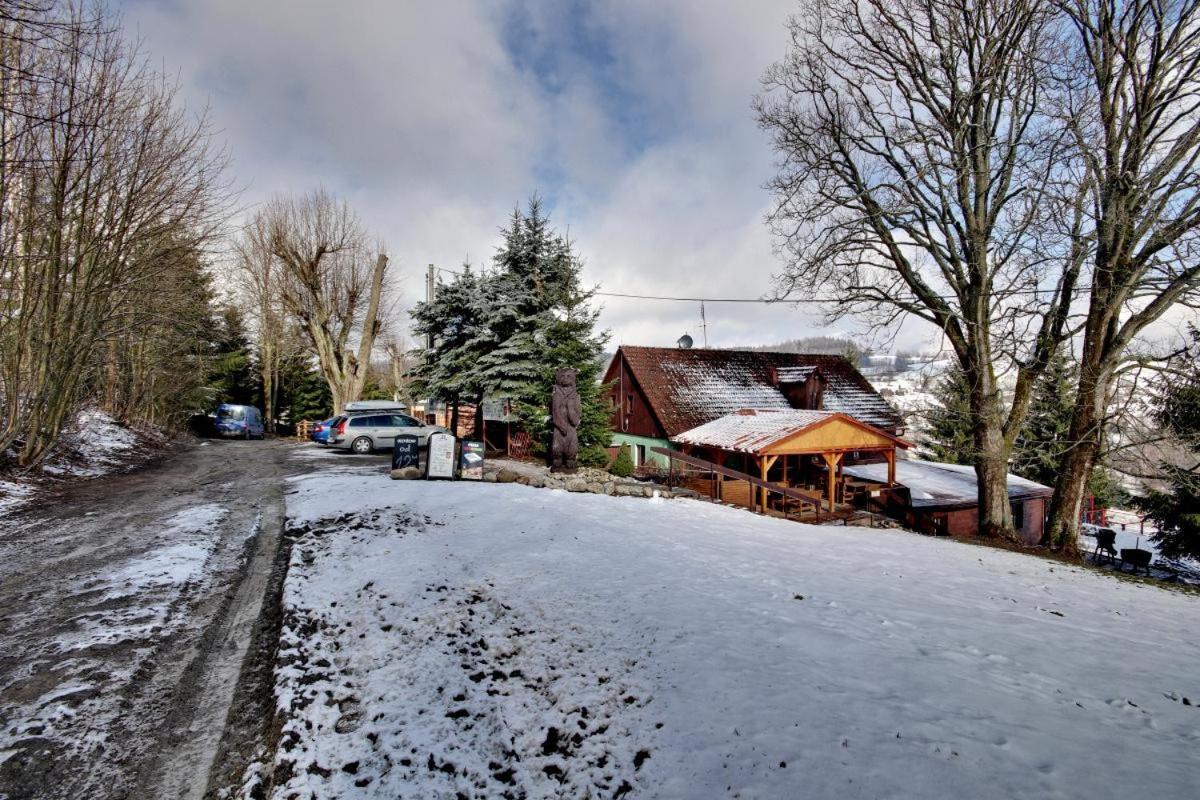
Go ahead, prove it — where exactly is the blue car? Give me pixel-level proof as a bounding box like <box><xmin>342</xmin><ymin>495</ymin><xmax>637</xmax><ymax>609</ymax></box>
<box><xmin>310</xmin><ymin>416</ymin><xmax>340</xmax><ymax>445</ymax></box>
<box><xmin>215</xmin><ymin>404</ymin><xmax>265</xmax><ymax>439</ymax></box>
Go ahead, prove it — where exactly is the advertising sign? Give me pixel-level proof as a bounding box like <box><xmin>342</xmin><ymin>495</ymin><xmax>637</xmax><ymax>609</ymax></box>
<box><xmin>426</xmin><ymin>432</ymin><xmax>457</xmax><ymax>479</ymax></box>
<box><xmin>459</xmin><ymin>440</ymin><xmax>484</xmax><ymax>480</ymax></box>
<box><xmin>392</xmin><ymin>434</ymin><xmax>420</xmax><ymax>471</ymax></box>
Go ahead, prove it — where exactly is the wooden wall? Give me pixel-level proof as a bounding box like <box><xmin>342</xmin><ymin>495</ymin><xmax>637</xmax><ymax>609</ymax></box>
<box><xmin>606</xmin><ymin>353</ymin><xmax>666</xmax><ymax>439</ymax></box>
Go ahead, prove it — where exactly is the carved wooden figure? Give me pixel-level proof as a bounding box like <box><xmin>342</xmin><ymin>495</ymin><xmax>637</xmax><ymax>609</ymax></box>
<box><xmin>550</xmin><ymin>367</ymin><xmax>581</xmax><ymax>473</ymax></box>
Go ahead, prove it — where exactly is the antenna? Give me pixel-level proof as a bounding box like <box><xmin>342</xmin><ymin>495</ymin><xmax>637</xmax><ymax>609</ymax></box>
<box><xmin>699</xmin><ymin>300</ymin><xmax>708</xmax><ymax>347</ymax></box>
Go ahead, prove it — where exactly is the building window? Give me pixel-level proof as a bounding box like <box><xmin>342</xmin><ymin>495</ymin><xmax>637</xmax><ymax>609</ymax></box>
<box><xmin>1011</xmin><ymin>501</ymin><xmax>1025</xmax><ymax>530</ymax></box>
<box><xmin>636</xmin><ymin>444</ymin><xmax>646</xmax><ymax>466</ymax></box>
<box><xmin>626</xmin><ymin>394</ymin><xmax>634</xmax><ymax>413</ymax></box>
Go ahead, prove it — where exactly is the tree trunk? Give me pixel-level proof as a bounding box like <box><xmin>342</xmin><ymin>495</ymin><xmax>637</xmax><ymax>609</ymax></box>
<box><xmin>473</xmin><ymin>393</ymin><xmax>485</xmax><ymax>441</ymax></box>
<box><xmin>973</xmin><ymin>423</ymin><xmax>1015</xmax><ymax>540</ymax></box>
<box><xmin>1043</xmin><ymin>366</ymin><xmax>1108</xmax><ymax>553</ymax></box>
<box><xmin>449</xmin><ymin>396</ymin><xmax>460</xmax><ymax>437</ymax></box>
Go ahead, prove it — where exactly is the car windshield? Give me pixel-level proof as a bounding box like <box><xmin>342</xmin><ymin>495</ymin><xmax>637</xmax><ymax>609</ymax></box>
<box><xmin>218</xmin><ymin>406</ymin><xmax>245</xmax><ymax>421</ymax></box>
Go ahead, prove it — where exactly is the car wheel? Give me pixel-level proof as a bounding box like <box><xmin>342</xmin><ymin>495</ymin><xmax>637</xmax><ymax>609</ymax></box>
<box><xmin>352</xmin><ymin>436</ymin><xmax>373</xmax><ymax>454</ymax></box>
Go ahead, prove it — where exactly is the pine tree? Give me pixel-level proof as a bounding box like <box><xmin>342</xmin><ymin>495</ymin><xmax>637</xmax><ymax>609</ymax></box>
<box><xmin>410</xmin><ymin>265</ymin><xmax>489</xmax><ymax>431</ymax></box>
<box><xmin>923</xmin><ymin>366</ymin><xmax>975</xmax><ymax>465</ymax></box>
<box><xmin>1012</xmin><ymin>349</ymin><xmax>1075</xmax><ymax>486</ymax></box>
<box><xmin>409</xmin><ymin>199</ymin><xmax>610</xmax><ymax>453</ymax></box>
<box><xmin>1138</xmin><ymin>329</ymin><xmax>1200</xmax><ymax>559</ymax></box>
<box><xmin>208</xmin><ymin>304</ymin><xmax>257</xmax><ymax>407</ymax></box>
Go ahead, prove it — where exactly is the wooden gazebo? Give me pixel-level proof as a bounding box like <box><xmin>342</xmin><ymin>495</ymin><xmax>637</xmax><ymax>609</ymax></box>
<box><xmin>671</xmin><ymin>409</ymin><xmax>912</xmax><ymax>512</ymax></box>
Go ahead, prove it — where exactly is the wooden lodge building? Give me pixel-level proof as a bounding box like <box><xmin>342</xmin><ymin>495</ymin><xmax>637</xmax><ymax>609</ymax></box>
<box><xmin>603</xmin><ymin>345</ymin><xmax>1051</xmax><ymax>540</ymax></box>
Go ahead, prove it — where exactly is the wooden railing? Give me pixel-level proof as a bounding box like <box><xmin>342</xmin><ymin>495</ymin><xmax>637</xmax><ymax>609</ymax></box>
<box><xmin>651</xmin><ymin>447</ymin><xmax>824</xmax><ymax>521</ymax></box>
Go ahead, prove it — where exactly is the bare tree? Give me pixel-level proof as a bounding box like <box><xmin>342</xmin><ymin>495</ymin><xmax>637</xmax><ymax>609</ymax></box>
<box><xmin>235</xmin><ymin>217</ymin><xmax>287</xmax><ymax>432</ymax></box>
<box><xmin>755</xmin><ymin>0</ymin><xmax>1080</xmax><ymax>539</ymax></box>
<box><xmin>250</xmin><ymin>189</ymin><xmax>390</xmax><ymax>413</ymax></box>
<box><xmin>0</xmin><ymin>1</ymin><xmax>230</xmax><ymax>467</ymax></box>
<box><xmin>1042</xmin><ymin>0</ymin><xmax>1200</xmax><ymax>547</ymax></box>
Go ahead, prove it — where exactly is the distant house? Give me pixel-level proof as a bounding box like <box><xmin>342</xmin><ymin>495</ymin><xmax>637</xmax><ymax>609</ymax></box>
<box><xmin>602</xmin><ymin>345</ymin><xmax>902</xmax><ymax>469</ymax></box>
<box><xmin>842</xmin><ymin>460</ymin><xmax>1053</xmax><ymax>544</ymax></box>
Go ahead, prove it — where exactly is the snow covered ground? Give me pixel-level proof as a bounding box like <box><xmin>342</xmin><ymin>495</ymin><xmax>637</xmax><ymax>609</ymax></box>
<box><xmin>265</xmin><ymin>457</ymin><xmax>1200</xmax><ymax>799</ymax></box>
<box><xmin>0</xmin><ymin>407</ymin><xmax>167</xmax><ymax>516</ymax></box>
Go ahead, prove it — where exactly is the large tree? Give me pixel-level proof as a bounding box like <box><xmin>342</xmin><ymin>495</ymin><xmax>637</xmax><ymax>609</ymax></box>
<box><xmin>1042</xmin><ymin>0</ymin><xmax>1200</xmax><ymax>548</ymax></box>
<box><xmin>756</xmin><ymin>0</ymin><xmax>1080</xmax><ymax>538</ymax></box>
<box><xmin>0</xmin><ymin>1</ymin><xmax>229</xmax><ymax>466</ymax></box>
<box><xmin>248</xmin><ymin>189</ymin><xmax>390</xmax><ymax>414</ymax></box>
<box><xmin>411</xmin><ymin>200</ymin><xmax>610</xmax><ymax>454</ymax></box>
<box><xmin>1137</xmin><ymin>329</ymin><xmax>1200</xmax><ymax>560</ymax></box>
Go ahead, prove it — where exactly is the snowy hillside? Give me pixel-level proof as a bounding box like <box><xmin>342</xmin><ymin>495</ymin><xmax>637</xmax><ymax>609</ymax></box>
<box><xmin>0</xmin><ymin>408</ymin><xmax>167</xmax><ymax>515</ymax></box>
<box><xmin>259</xmin><ymin>458</ymin><xmax>1200</xmax><ymax>800</ymax></box>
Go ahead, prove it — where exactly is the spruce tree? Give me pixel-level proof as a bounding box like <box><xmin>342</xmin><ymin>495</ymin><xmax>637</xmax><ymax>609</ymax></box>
<box><xmin>1138</xmin><ymin>330</ymin><xmax>1200</xmax><ymax>559</ymax></box>
<box><xmin>1012</xmin><ymin>349</ymin><xmax>1075</xmax><ymax>486</ymax></box>
<box><xmin>923</xmin><ymin>366</ymin><xmax>975</xmax><ymax>465</ymax></box>
<box><xmin>410</xmin><ymin>265</ymin><xmax>489</xmax><ymax>431</ymax></box>
<box><xmin>477</xmin><ymin>198</ymin><xmax>609</xmax><ymax>452</ymax></box>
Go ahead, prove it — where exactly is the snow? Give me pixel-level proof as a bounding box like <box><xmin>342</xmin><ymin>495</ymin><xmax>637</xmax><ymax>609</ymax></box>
<box><xmin>842</xmin><ymin>460</ymin><xmax>1050</xmax><ymax>507</ymax></box>
<box><xmin>0</xmin><ymin>503</ymin><xmax>229</xmax><ymax>770</ymax></box>
<box><xmin>672</xmin><ymin>408</ymin><xmax>837</xmax><ymax>452</ymax></box>
<box><xmin>42</xmin><ymin>408</ymin><xmax>140</xmax><ymax>478</ymax></box>
<box><xmin>265</xmin><ymin>465</ymin><xmax>1200</xmax><ymax>799</ymax></box>
<box><xmin>1</xmin><ymin>407</ymin><xmax>164</xmax><ymax>517</ymax></box>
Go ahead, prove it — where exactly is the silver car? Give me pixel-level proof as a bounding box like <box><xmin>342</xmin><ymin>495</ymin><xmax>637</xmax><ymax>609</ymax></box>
<box><xmin>328</xmin><ymin>412</ymin><xmax>447</xmax><ymax>454</ymax></box>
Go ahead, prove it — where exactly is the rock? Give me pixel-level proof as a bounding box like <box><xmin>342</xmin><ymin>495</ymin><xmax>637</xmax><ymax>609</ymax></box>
<box><xmin>482</xmin><ymin>471</ymin><xmax>497</xmax><ymax>482</ymax></box>
<box><xmin>585</xmin><ymin>482</ymin><xmax>605</xmax><ymax>494</ymax></box>
<box><xmin>565</xmin><ymin>479</ymin><xmax>589</xmax><ymax>493</ymax></box>
<box><xmin>515</xmin><ymin>475</ymin><xmax>530</xmax><ymax>485</ymax></box>
<box><xmin>496</xmin><ymin>469</ymin><xmax>520</xmax><ymax>484</ymax></box>
<box><xmin>389</xmin><ymin>466</ymin><xmax>422</xmax><ymax>480</ymax></box>
<box><xmin>528</xmin><ymin>475</ymin><xmax>546</xmax><ymax>488</ymax></box>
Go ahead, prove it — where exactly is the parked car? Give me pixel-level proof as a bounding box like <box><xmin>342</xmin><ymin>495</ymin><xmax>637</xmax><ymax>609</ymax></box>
<box><xmin>215</xmin><ymin>404</ymin><xmax>265</xmax><ymax>439</ymax></box>
<box><xmin>327</xmin><ymin>411</ymin><xmax>447</xmax><ymax>454</ymax></box>
<box><xmin>310</xmin><ymin>416</ymin><xmax>340</xmax><ymax>445</ymax></box>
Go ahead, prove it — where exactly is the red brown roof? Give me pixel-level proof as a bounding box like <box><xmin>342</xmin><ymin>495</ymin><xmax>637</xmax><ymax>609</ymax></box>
<box><xmin>608</xmin><ymin>346</ymin><xmax>902</xmax><ymax>436</ymax></box>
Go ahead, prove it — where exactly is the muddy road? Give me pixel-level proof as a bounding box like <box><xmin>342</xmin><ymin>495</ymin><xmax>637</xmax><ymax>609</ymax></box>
<box><xmin>0</xmin><ymin>438</ymin><xmax>306</xmax><ymax>800</ymax></box>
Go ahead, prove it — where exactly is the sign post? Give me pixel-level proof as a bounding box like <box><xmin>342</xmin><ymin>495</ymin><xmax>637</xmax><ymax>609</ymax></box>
<box><xmin>426</xmin><ymin>432</ymin><xmax>457</xmax><ymax>480</ymax></box>
<box><xmin>390</xmin><ymin>434</ymin><xmax>421</xmax><ymax>480</ymax></box>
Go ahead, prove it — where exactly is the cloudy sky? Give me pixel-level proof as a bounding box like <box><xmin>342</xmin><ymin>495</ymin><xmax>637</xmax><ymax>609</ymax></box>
<box><xmin>118</xmin><ymin>0</ymin><xmax>910</xmax><ymax>351</ymax></box>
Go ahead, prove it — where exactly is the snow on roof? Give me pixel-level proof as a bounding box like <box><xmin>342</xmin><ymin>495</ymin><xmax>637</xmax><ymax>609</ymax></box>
<box><xmin>612</xmin><ymin>347</ymin><xmax>902</xmax><ymax>435</ymax></box>
<box><xmin>671</xmin><ymin>408</ymin><xmax>839</xmax><ymax>453</ymax></box>
<box><xmin>775</xmin><ymin>365</ymin><xmax>818</xmax><ymax>383</ymax></box>
<box><xmin>842</xmin><ymin>459</ymin><xmax>1051</xmax><ymax>508</ymax></box>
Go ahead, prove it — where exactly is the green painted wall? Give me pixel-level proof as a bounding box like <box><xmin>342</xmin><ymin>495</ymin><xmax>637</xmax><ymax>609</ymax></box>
<box><xmin>611</xmin><ymin>432</ymin><xmax>675</xmax><ymax>468</ymax></box>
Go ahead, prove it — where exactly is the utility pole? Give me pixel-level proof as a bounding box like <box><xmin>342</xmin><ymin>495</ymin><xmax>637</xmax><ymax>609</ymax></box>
<box><xmin>425</xmin><ymin>264</ymin><xmax>435</xmax><ymax>350</ymax></box>
<box><xmin>699</xmin><ymin>300</ymin><xmax>709</xmax><ymax>348</ymax></box>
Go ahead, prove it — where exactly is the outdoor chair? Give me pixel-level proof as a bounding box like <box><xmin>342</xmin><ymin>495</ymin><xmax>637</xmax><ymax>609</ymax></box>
<box><xmin>1093</xmin><ymin>528</ymin><xmax>1118</xmax><ymax>565</ymax></box>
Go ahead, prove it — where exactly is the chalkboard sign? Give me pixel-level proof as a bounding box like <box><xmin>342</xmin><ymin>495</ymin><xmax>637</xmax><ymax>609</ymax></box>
<box><xmin>392</xmin><ymin>434</ymin><xmax>419</xmax><ymax>471</ymax></box>
<box><xmin>459</xmin><ymin>440</ymin><xmax>484</xmax><ymax>480</ymax></box>
<box><xmin>426</xmin><ymin>432</ymin><xmax>456</xmax><ymax>479</ymax></box>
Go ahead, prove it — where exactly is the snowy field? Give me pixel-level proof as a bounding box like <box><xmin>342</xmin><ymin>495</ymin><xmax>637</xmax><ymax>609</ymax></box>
<box><xmin>268</xmin><ymin>460</ymin><xmax>1200</xmax><ymax>800</ymax></box>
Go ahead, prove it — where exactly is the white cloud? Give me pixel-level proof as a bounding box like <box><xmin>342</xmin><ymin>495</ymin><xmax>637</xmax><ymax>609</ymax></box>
<box><xmin>120</xmin><ymin>0</ymin><xmax>929</xmax><ymax>353</ymax></box>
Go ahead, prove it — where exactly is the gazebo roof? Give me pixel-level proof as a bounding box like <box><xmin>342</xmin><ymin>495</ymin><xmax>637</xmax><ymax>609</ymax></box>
<box><xmin>671</xmin><ymin>408</ymin><xmax>911</xmax><ymax>455</ymax></box>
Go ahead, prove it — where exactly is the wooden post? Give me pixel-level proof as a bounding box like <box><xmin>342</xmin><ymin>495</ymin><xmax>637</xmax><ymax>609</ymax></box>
<box><xmin>759</xmin><ymin>455</ymin><xmax>778</xmax><ymax>512</ymax></box>
<box><xmin>823</xmin><ymin>452</ymin><xmax>842</xmax><ymax>511</ymax></box>
<box><xmin>885</xmin><ymin>449</ymin><xmax>896</xmax><ymax>485</ymax></box>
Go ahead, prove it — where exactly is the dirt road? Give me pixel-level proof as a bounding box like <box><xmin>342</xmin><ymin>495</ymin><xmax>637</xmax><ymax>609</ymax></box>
<box><xmin>0</xmin><ymin>439</ymin><xmax>297</xmax><ymax>800</ymax></box>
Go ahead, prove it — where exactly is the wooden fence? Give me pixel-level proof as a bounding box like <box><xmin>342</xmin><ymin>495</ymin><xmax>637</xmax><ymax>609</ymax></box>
<box><xmin>651</xmin><ymin>447</ymin><xmax>824</xmax><ymax>521</ymax></box>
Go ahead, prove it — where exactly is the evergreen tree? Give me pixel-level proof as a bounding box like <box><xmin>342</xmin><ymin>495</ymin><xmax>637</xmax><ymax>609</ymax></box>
<box><xmin>411</xmin><ymin>198</ymin><xmax>610</xmax><ymax>453</ymax></box>
<box><xmin>479</xmin><ymin>199</ymin><xmax>610</xmax><ymax>452</ymax></box>
<box><xmin>208</xmin><ymin>304</ymin><xmax>257</xmax><ymax>407</ymax></box>
<box><xmin>1012</xmin><ymin>349</ymin><xmax>1075</xmax><ymax>486</ymax></box>
<box><xmin>410</xmin><ymin>265</ymin><xmax>489</xmax><ymax>432</ymax></box>
<box><xmin>923</xmin><ymin>366</ymin><xmax>975</xmax><ymax>465</ymax></box>
<box><xmin>1138</xmin><ymin>330</ymin><xmax>1200</xmax><ymax>559</ymax></box>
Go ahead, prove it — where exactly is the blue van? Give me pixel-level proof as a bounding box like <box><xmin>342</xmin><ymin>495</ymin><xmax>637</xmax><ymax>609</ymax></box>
<box><xmin>215</xmin><ymin>404</ymin><xmax>265</xmax><ymax>439</ymax></box>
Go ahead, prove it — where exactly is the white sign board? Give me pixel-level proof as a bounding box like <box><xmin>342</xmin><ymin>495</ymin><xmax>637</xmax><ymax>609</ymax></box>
<box><xmin>426</xmin><ymin>432</ymin><xmax>457</xmax><ymax>479</ymax></box>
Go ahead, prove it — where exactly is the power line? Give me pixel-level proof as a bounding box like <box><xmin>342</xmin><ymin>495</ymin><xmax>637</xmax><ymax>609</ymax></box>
<box><xmin>431</xmin><ymin>264</ymin><xmax>1085</xmax><ymax>304</ymax></box>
